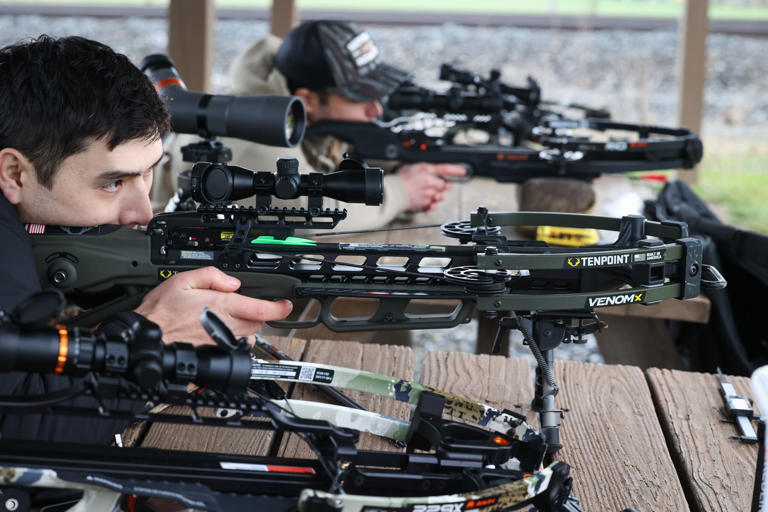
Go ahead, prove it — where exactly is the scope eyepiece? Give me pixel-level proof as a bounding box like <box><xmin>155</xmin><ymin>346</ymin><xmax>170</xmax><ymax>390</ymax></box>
<box><xmin>140</xmin><ymin>54</ymin><xmax>306</xmax><ymax>148</ymax></box>
<box><xmin>189</xmin><ymin>157</ymin><xmax>383</xmax><ymax>206</ymax></box>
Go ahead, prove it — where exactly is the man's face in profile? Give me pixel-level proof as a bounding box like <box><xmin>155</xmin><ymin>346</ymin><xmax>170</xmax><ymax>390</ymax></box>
<box><xmin>302</xmin><ymin>91</ymin><xmax>384</xmax><ymax>124</ymax></box>
<box><xmin>9</xmin><ymin>137</ymin><xmax>162</xmax><ymax>228</ymax></box>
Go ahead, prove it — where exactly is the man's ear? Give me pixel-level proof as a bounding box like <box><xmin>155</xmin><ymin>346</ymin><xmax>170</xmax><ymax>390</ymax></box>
<box><xmin>0</xmin><ymin>148</ymin><xmax>34</xmax><ymax>204</ymax></box>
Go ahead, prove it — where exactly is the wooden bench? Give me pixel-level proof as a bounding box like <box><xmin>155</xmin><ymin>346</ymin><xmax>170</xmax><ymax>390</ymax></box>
<box><xmin>130</xmin><ymin>334</ymin><xmax>759</xmax><ymax>512</ymax></box>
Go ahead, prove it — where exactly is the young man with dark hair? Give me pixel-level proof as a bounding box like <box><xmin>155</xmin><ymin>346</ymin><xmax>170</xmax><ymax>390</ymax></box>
<box><xmin>0</xmin><ymin>35</ymin><xmax>292</xmax><ymax>442</ymax></box>
<box><xmin>154</xmin><ymin>21</ymin><xmax>466</xmax><ymax>228</ymax></box>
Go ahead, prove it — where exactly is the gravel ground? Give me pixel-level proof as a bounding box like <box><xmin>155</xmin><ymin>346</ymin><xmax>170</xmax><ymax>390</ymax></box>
<box><xmin>1</xmin><ymin>15</ymin><xmax>758</xmax><ymax>367</ymax></box>
<box><xmin>409</xmin><ymin>321</ymin><xmax>603</xmax><ymax>382</ymax></box>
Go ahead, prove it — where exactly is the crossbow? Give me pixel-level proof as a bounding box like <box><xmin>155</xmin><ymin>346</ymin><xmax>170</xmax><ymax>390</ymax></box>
<box><xmin>307</xmin><ymin>62</ymin><xmax>701</xmax><ymax>183</ymax></box>
<box><xmin>0</xmin><ymin>295</ymin><xmax>590</xmax><ymax>512</ymax></box>
<box><xmin>385</xmin><ymin>62</ymin><xmax>609</xmax><ymax>144</ymax></box>
<box><xmin>27</xmin><ymin>160</ymin><xmax>726</xmax><ymax>453</ymax></box>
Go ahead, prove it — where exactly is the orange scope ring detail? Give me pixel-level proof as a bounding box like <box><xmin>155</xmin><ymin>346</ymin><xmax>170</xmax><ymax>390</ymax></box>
<box><xmin>54</xmin><ymin>325</ymin><xmax>69</xmax><ymax>375</ymax></box>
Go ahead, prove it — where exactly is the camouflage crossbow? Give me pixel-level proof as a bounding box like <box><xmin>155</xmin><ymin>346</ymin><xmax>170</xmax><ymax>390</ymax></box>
<box><xmin>0</xmin><ymin>296</ymin><xmax>588</xmax><ymax>512</ymax></box>
<box><xmin>28</xmin><ymin>160</ymin><xmax>726</xmax><ymax>453</ymax></box>
<box><xmin>307</xmin><ymin>63</ymin><xmax>702</xmax><ymax>183</ymax></box>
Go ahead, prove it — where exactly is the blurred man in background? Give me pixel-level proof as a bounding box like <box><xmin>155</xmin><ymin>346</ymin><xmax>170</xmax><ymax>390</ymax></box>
<box><xmin>154</xmin><ymin>20</ymin><xmax>465</xmax><ymax>230</ymax></box>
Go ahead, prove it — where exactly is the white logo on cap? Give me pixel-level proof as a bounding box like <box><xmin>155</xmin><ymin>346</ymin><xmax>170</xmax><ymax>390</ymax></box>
<box><xmin>346</xmin><ymin>31</ymin><xmax>379</xmax><ymax>68</ymax></box>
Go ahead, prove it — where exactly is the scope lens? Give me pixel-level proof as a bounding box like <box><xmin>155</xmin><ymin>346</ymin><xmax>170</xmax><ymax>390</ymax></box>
<box><xmin>285</xmin><ymin>110</ymin><xmax>294</xmax><ymax>144</ymax></box>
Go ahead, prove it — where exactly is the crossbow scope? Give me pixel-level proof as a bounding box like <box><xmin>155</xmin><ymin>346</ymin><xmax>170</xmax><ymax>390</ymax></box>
<box><xmin>140</xmin><ymin>54</ymin><xmax>306</xmax><ymax>147</ymax></box>
<box><xmin>191</xmin><ymin>157</ymin><xmax>384</xmax><ymax>206</ymax></box>
<box><xmin>0</xmin><ymin>291</ymin><xmax>251</xmax><ymax>395</ymax></box>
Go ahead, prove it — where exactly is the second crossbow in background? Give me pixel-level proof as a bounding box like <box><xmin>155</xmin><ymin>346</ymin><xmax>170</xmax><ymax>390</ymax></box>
<box><xmin>306</xmin><ymin>63</ymin><xmax>702</xmax><ymax>183</ymax></box>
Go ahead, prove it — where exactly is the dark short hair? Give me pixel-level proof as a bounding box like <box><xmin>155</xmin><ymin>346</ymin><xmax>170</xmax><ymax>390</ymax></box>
<box><xmin>0</xmin><ymin>35</ymin><xmax>171</xmax><ymax>188</ymax></box>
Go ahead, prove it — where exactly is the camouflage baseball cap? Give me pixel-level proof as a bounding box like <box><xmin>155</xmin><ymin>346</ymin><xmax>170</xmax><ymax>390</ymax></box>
<box><xmin>275</xmin><ymin>20</ymin><xmax>410</xmax><ymax>102</ymax></box>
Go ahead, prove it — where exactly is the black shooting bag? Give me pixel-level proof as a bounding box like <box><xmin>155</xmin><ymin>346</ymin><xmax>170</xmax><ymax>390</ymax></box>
<box><xmin>645</xmin><ymin>180</ymin><xmax>768</xmax><ymax>375</ymax></box>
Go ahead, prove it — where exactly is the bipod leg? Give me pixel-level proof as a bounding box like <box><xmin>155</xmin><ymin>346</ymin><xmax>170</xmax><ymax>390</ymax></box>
<box><xmin>494</xmin><ymin>315</ymin><xmax>565</xmax><ymax>453</ymax></box>
<box><xmin>520</xmin><ymin>315</ymin><xmax>564</xmax><ymax>455</ymax></box>
<box><xmin>534</xmin><ymin>348</ymin><xmax>562</xmax><ymax>454</ymax></box>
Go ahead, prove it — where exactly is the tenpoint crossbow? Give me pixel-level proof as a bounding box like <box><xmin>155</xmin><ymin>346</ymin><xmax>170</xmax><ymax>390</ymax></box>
<box><xmin>306</xmin><ymin>63</ymin><xmax>702</xmax><ymax>183</ymax></box>
<box><xmin>28</xmin><ymin>158</ymin><xmax>726</xmax><ymax>455</ymax></box>
<box><xmin>0</xmin><ymin>293</ymin><xmax>592</xmax><ymax>512</ymax></box>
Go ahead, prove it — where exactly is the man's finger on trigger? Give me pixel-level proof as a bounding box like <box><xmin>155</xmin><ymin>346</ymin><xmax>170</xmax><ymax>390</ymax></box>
<box><xmin>437</xmin><ymin>164</ymin><xmax>468</xmax><ymax>176</ymax></box>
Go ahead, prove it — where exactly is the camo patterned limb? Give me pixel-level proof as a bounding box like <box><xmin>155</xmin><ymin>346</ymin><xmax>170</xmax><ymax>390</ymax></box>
<box><xmin>0</xmin><ymin>466</ymin><xmax>122</xmax><ymax>511</ymax></box>
<box><xmin>419</xmin><ymin>385</ymin><xmax>541</xmax><ymax>445</ymax></box>
<box><xmin>297</xmin><ymin>462</ymin><xmax>563</xmax><ymax>512</ymax></box>
<box><xmin>271</xmin><ymin>399</ymin><xmax>411</xmax><ymax>441</ymax></box>
<box><xmin>250</xmin><ymin>359</ymin><xmax>539</xmax><ymax>443</ymax></box>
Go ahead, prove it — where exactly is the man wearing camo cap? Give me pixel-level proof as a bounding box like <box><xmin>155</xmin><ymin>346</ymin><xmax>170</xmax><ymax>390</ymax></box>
<box><xmin>153</xmin><ymin>20</ymin><xmax>465</xmax><ymax>230</ymax></box>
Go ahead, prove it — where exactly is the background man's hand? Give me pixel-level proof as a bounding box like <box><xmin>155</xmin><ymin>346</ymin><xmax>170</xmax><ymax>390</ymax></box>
<box><xmin>395</xmin><ymin>163</ymin><xmax>467</xmax><ymax>212</ymax></box>
<box><xmin>135</xmin><ymin>267</ymin><xmax>292</xmax><ymax>346</ymax></box>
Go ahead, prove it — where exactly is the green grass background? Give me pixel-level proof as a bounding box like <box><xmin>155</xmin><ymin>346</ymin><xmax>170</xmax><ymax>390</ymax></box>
<box><xmin>694</xmin><ymin>138</ymin><xmax>768</xmax><ymax>234</ymax></box>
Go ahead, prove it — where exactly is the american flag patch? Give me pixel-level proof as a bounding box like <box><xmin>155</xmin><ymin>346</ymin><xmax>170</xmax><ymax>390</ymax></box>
<box><xmin>26</xmin><ymin>224</ymin><xmax>46</xmax><ymax>234</ymax></box>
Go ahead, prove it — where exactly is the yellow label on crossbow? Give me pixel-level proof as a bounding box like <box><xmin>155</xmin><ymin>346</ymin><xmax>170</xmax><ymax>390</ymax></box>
<box><xmin>537</xmin><ymin>226</ymin><xmax>599</xmax><ymax>247</ymax></box>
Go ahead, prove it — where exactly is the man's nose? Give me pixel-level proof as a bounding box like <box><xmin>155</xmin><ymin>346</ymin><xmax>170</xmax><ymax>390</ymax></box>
<box><xmin>118</xmin><ymin>180</ymin><xmax>154</xmax><ymax>226</ymax></box>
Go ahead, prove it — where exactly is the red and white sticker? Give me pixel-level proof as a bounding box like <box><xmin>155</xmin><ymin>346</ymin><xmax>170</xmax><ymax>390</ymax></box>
<box><xmin>26</xmin><ymin>224</ymin><xmax>46</xmax><ymax>234</ymax></box>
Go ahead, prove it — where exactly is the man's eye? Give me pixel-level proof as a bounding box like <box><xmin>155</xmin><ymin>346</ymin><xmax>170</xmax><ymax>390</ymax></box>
<box><xmin>102</xmin><ymin>180</ymin><xmax>121</xmax><ymax>192</ymax></box>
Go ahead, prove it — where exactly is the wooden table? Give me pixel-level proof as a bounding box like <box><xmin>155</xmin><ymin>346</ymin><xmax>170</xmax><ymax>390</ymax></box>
<box><xmin>128</xmin><ymin>335</ymin><xmax>760</xmax><ymax>512</ymax></box>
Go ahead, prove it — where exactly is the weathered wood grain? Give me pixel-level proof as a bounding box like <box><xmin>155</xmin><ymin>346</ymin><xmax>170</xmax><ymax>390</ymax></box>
<box><xmin>554</xmin><ymin>360</ymin><xmax>689</xmax><ymax>511</ymax></box>
<box><xmin>138</xmin><ymin>336</ymin><xmax>306</xmax><ymax>454</ymax></box>
<box><xmin>420</xmin><ymin>350</ymin><xmax>534</xmax><ymax>424</ymax></box>
<box><xmin>595</xmin><ymin>315</ymin><xmax>684</xmax><ymax>370</ymax></box>
<box><xmin>647</xmin><ymin>368</ymin><xmax>759</xmax><ymax>512</ymax></box>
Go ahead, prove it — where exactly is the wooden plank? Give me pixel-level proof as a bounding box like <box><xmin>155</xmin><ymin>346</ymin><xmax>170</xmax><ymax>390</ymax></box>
<box><xmin>553</xmin><ymin>360</ymin><xmax>689</xmax><ymax>511</ymax></box>
<box><xmin>277</xmin><ymin>338</ymin><xmax>414</xmax><ymax>458</ymax></box>
<box><xmin>676</xmin><ymin>0</ymin><xmax>709</xmax><ymax>185</ymax></box>
<box><xmin>168</xmin><ymin>0</ymin><xmax>214</xmax><ymax>93</ymax></box>
<box><xmin>598</xmin><ymin>295</ymin><xmax>710</xmax><ymax>324</ymax></box>
<box><xmin>137</xmin><ymin>336</ymin><xmax>306</xmax><ymax>454</ymax></box>
<box><xmin>595</xmin><ymin>315</ymin><xmax>684</xmax><ymax>370</ymax></box>
<box><xmin>270</xmin><ymin>0</ymin><xmax>298</xmax><ymax>38</ymax></box>
<box><xmin>420</xmin><ymin>351</ymin><xmax>534</xmax><ymax>423</ymax></box>
<box><xmin>647</xmin><ymin>368</ymin><xmax>759</xmax><ymax>512</ymax></box>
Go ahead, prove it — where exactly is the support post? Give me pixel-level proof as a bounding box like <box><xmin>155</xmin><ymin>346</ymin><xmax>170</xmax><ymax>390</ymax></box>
<box><xmin>271</xmin><ymin>0</ymin><xmax>298</xmax><ymax>38</ymax></box>
<box><xmin>676</xmin><ymin>0</ymin><xmax>709</xmax><ymax>185</ymax></box>
<box><xmin>168</xmin><ymin>0</ymin><xmax>214</xmax><ymax>93</ymax></box>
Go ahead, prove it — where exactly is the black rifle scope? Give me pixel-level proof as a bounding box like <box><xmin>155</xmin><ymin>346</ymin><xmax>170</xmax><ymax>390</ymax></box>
<box><xmin>0</xmin><ymin>292</ymin><xmax>251</xmax><ymax>395</ymax></box>
<box><xmin>387</xmin><ymin>84</ymin><xmax>514</xmax><ymax>113</ymax></box>
<box><xmin>190</xmin><ymin>157</ymin><xmax>384</xmax><ymax>206</ymax></box>
<box><xmin>140</xmin><ymin>54</ymin><xmax>306</xmax><ymax>147</ymax></box>
<box><xmin>439</xmin><ymin>63</ymin><xmax>541</xmax><ymax>106</ymax></box>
